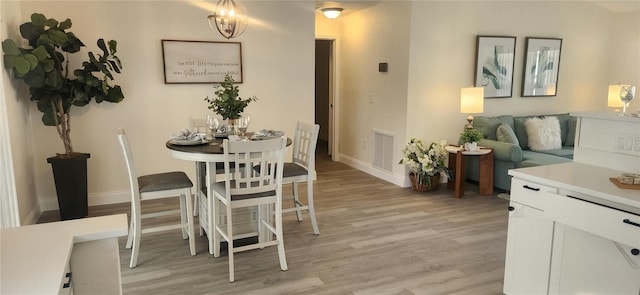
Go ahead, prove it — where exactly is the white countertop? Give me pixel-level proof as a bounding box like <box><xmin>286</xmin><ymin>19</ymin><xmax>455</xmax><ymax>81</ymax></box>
<box><xmin>571</xmin><ymin>111</ymin><xmax>640</xmax><ymax>123</ymax></box>
<box><xmin>509</xmin><ymin>162</ymin><xmax>640</xmax><ymax>214</ymax></box>
<box><xmin>0</xmin><ymin>214</ymin><xmax>128</xmax><ymax>294</ymax></box>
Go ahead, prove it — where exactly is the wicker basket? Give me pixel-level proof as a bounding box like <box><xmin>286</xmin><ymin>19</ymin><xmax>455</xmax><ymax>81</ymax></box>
<box><xmin>409</xmin><ymin>173</ymin><xmax>440</xmax><ymax>192</ymax></box>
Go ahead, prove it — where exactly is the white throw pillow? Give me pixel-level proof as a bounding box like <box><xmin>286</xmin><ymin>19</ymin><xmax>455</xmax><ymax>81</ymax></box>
<box><xmin>525</xmin><ymin>116</ymin><xmax>562</xmax><ymax>151</ymax></box>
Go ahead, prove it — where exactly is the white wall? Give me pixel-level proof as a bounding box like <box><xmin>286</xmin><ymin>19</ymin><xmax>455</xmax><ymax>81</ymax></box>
<box><xmin>1</xmin><ymin>0</ymin><xmax>42</xmax><ymax>225</ymax></box>
<box><xmin>320</xmin><ymin>1</ymin><xmax>637</xmax><ymax>186</ymax></box>
<box><xmin>5</xmin><ymin>1</ymin><xmax>315</xmax><ymax>218</ymax></box>
<box><xmin>610</xmin><ymin>10</ymin><xmax>640</xmax><ymax>113</ymax></box>
<box><xmin>407</xmin><ymin>1</ymin><xmax>617</xmax><ymax>146</ymax></box>
<box><xmin>331</xmin><ymin>2</ymin><xmax>413</xmax><ymax>185</ymax></box>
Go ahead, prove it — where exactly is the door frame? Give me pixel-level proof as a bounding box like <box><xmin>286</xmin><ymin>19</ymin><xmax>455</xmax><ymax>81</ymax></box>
<box><xmin>315</xmin><ymin>35</ymin><xmax>340</xmax><ymax>161</ymax></box>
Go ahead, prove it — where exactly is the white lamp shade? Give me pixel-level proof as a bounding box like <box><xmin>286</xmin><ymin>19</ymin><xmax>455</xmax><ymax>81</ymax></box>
<box><xmin>321</xmin><ymin>8</ymin><xmax>343</xmax><ymax>19</ymax></box>
<box><xmin>460</xmin><ymin>87</ymin><xmax>484</xmax><ymax>114</ymax></box>
<box><xmin>608</xmin><ymin>84</ymin><xmax>625</xmax><ymax>107</ymax></box>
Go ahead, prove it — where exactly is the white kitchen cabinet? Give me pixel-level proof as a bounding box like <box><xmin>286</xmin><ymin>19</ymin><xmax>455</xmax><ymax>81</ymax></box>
<box><xmin>549</xmin><ymin>223</ymin><xmax>640</xmax><ymax>295</ymax></box>
<box><xmin>0</xmin><ymin>214</ymin><xmax>127</xmax><ymax>294</ymax></box>
<box><xmin>503</xmin><ymin>201</ymin><xmax>554</xmax><ymax>295</ymax></box>
<box><xmin>504</xmin><ymin>163</ymin><xmax>640</xmax><ymax>295</ymax></box>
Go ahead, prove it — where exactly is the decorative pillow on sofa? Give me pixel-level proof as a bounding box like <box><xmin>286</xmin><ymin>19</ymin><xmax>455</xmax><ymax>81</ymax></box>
<box><xmin>525</xmin><ymin>116</ymin><xmax>562</xmax><ymax>151</ymax></box>
<box><xmin>496</xmin><ymin>124</ymin><xmax>520</xmax><ymax>146</ymax></box>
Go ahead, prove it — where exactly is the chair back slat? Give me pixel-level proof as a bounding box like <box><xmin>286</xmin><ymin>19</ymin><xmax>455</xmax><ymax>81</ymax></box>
<box><xmin>292</xmin><ymin>122</ymin><xmax>320</xmax><ymax>171</ymax></box>
<box><xmin>223</xmin><ymin>137</ymin><xmax>286</xmax><ymax>197</ymax></box>
<box><xmin>117</xmin><ymin>129</ymin><xmax>141</xmax><ymax>197</ymax></box>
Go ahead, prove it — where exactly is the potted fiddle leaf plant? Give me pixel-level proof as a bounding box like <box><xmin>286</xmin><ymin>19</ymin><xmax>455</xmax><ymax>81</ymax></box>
<box><xmin>204</xmin><ymin>73</ymin><xmax>256</xmax><ymax>135</ymax></box>
<box><xmin>2</xmin><ymin>13</ymin><xmax>124</xmax><ymax>220</ymax></box>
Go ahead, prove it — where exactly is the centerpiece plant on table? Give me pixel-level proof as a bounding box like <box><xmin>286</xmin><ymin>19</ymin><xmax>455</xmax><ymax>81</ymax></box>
<box><xmin>204</xmin><ymin>74</ymin><xmax>256</xmax><ymax>134</ymax></box>
<box><xmin>400</xmin><ymin>138</ymin><xmax>452</xmax><ymax>191</ymax></box>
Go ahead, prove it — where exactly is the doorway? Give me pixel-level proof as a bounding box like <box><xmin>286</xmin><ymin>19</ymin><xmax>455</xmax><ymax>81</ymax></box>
<box><xmin>315</xmin><ymin>38</ymin><xmax>336</xmax><ymax>160</ymax></box>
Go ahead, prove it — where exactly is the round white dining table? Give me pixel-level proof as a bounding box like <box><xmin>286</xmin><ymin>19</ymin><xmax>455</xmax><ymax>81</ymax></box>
<box><xmin>165</xmin><ymin>136</ymin><xmax>291</xmax><ymax>254</ymax></box>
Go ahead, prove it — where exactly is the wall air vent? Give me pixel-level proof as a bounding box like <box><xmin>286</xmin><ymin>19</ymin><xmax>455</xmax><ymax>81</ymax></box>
<box><xmin>373</xmin><ymin>129</ymin><xmax>394</xmax><ymax>172</ymax></box>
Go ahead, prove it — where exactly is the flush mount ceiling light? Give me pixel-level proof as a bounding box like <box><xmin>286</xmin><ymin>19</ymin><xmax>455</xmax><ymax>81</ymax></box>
<box><xmin>207</xmin><ymin>0</ymin><xmax>248</xmax><ymax>39</ymax></box>
<box><xmin>321</xmin><ymin>7</ymin><xmax>344</xmax><ymax>19</ymax></box>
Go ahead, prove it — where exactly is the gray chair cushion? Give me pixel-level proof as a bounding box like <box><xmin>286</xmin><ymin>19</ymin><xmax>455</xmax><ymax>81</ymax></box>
<box><xmin>253</xmin><ymin>163</ymin><xmax>309</xmax><ymax>178</ymax></box>
<box><xmin>283</xmin><ymin>163</ymin><xmax>309</xmax><ymax>178</ymax></box>
<box><xmin>211</xmin><ymin>181</ymin><xmax>276</xmax><ymax>201</ymax></box>
<box><xmin>138</xmin><ymin>171</ymin><xmax>193</xmax><ymax>193</ymax></box>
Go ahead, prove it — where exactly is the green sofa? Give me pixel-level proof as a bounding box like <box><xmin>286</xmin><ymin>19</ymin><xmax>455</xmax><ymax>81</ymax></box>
<box><xmin>463</xmin><ymin>113</ymin><xmax>577</xmax><ymax>191</ymax></box>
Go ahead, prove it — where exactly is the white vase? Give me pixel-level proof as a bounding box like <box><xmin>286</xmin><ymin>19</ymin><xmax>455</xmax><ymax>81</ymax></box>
<box><xmin>464</xmin><ymin>142</ymin><xmax>478</xmax><ymax>151</ymax></box>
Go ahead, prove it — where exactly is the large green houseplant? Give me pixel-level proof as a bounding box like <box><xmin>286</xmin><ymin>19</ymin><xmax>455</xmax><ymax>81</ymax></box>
<box><xmin>2</xmin><ymin>13</ymin><xmax>124</xmax><ymax>219</ymax></box>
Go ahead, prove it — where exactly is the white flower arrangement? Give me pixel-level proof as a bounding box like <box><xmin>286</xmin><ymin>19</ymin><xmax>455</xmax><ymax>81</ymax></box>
<box><xmin>399</xmin><ymin>138</ymin><xmax>451</xmax><ymax>186</ymax></box>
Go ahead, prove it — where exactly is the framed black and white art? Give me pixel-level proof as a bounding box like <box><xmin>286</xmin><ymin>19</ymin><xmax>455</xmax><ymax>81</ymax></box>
<box><xmin>474</xmin><ymin>35</ymin><xmax>516</xmax><ymax>98</ymax></box>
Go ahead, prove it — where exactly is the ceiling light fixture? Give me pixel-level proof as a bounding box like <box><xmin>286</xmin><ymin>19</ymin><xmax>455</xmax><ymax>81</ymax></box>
<box><xmin>207</xmin><ymin>0</ymin><xmax>248</xmax><ymax>39</ymax></box>
<box><xmin>321</xmin><ymin>7</ymin><xmax>344</xmax><ymax>19</ymax></box>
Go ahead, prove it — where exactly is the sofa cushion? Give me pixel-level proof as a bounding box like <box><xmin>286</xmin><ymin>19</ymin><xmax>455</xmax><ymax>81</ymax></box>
<box><xmin>514</xmin><ymin>113</ymin><xmax>570</xmax><ymax>150</ymax></box>
<box><xmin>525</xmin><ymin>116</ymin><xmax>562</xmax><ymax>151</ymax></box>
<box><xmin>518</xmin><ymin>150</ymin><xmax>572</xmax><ymax>168</ymax></box>
<box><xmin>534</xmin><ymin>146</ymin><xmax>574</xmax><ymax>159</ymax></box>
<box><xmin>496</xmin><ymin>124</ymin><xmax>520</xmax><ymax>146</ymax></box>
<box><xmin>474</xmin><ymin>115</ymin><xmax>514</xmax><ymax>140</ymax></box>
<box><xmin>565</xmin><ymin>116</ymin><xmax>578</xmax><ymax>146</ymax></box>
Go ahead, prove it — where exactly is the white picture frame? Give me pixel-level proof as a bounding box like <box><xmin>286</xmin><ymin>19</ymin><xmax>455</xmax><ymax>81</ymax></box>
<box><xmin>161</xmin><ymin>40</ymin><xmax>242</xmax><ymax>84</ymax></box>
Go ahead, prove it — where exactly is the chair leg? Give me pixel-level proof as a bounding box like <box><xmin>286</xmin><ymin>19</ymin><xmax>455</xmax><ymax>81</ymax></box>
<box><xmin>275</xmin><ymin>202</ymin><xmax>288</xmax><ymax>271</ymax></box>
<box><xmin>194</xmin><ymin>161</ymin><xmax>203</xmax><ymax>216</ymax></box>
<box><xmin>125</xmin><ymin>215</ymin><xmax>134</xmax><ymax>249</ymax></box>
<box><xmin>211</xmin><ymin>195</ymin><xmax>219</xmax><ymax>257</ymax></box>
<box><xmin>226</xmin><ymin>204</ymin><xmax>235</xmax><ymax>283</ymax></box>
<box><xmin>207</xmin><ymin>162</ymin><xmax>217</xmax><ymax>256</ymax></box>
<box><xmin>292</xmin><ymin>182</ymin><xmax>303</xmax><ymax>221</ymax></box>
<box><xmin>307</xmin><ymin>180</ymin><xmax>320</xmax><ymax>235</ymax></box>
<box><xmin>129</xmin><ymin>215</ymin><xmax>142</xmax><ymax>268</ymax></box>
<box><xmin>180</xmin><ymin>194</ymin><xmax>188</xmax><ymax>239</ymax></box>
<box><xmin>183</xmin><ymin>189</ymin><xmax>196</xmax><ymax>256</ymax></box>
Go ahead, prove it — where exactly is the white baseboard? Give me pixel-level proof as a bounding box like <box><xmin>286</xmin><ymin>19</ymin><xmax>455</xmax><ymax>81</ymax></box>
<box><xmin>22</xmin><ymin>205</ymin><xmax>41</xmax><ymax>225</ymax></box>
<box><xmin>39</xmin><ymin>190</ymin><xmax>130</xmax><ymax>212</ymax></box>
<box><xmin>338</xmin><ymin>153</ymin><xmax>408</xmax><ymax>187</ymax></box>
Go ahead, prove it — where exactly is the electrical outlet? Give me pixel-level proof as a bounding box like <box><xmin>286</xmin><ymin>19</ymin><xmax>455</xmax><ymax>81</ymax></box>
<box><xmin>362</xmin><ymin>139</ymin><xmax>367</xmax><ymax>150</ymax></box>
<box><xmin>368</xmin><ymin>93</ymin><xmax>373</xmax><ymax>104</ymax></box>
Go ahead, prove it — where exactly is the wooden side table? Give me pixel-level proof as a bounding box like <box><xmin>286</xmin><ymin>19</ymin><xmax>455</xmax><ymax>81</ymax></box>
<box><xmin>445</xmin><ymin>145</ymin><xmax>494</xmax><ymax>198</ymax></box>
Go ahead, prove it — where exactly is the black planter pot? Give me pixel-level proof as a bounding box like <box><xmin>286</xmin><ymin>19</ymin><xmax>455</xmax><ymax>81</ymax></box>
<box><xmin>47</xmin><ymin>153</ymin><xmax>91</xmax><ymax>220</ymax></box>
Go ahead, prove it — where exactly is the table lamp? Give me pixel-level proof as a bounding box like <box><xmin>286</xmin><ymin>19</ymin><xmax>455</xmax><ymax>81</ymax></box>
<box><xmin>608</xmin><ymin>84</ymin><xmax>624</xmax><ymax>114</ymax></box>
<box><xmin>460</xmin><ymin>86</ymin><xmax>484</xmax><ymax>129</ymax></box>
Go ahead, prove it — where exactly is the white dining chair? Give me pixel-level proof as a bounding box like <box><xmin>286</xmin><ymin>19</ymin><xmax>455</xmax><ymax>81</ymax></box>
<box><xmin>282</xmin><ymin>121</ymin><xmax>321</xmax><ymax>235</ymax></box>
<box><xmin>211</xmin><ymin>137</ymin><xmax>288</xmax><ymax>282</ymax></box>
<box><xmin>117</xmin><ymin>128</ymin><xmax>196</xmax><ymax>268</ymax></box>
<box><xmin>189</xmin><ymin>117</ymin><xmax>229</xmax><ymax>217</ymax></box>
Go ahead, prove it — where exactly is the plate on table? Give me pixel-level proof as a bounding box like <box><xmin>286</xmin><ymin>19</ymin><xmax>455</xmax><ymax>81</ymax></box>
<box><xmin>169</xmin><ymin>138</ymin><xmax>212</xmax><ymax>146</ymax></box>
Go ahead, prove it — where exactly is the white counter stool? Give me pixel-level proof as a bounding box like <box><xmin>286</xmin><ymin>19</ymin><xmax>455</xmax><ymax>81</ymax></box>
<box><xmin>117</xmin><ymin>128</ymin><xmax>196</xmax><ymax>268</ymax></box>
<box><xmin>282</xmin><ymin>122</ymin><xmax>321</xmax><ymax>235</ymax></box>
<box><xmin>212</xmin><ymin>137</ymin><xmax>288</xmax><ymax>282</ymax></box>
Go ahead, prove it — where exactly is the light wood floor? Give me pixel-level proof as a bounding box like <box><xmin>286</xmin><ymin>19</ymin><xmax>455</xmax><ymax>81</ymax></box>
<box><xmin>39</xmin><ymin>143</ymin><xmax>510</xmax><ymax>294</ymax></box>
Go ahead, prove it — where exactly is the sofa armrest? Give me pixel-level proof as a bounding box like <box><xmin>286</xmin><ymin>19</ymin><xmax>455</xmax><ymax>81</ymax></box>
<box><xmin>478</xmin><ymin>139</ymin><xmax>523</xmax><ymax>163</ymax></box>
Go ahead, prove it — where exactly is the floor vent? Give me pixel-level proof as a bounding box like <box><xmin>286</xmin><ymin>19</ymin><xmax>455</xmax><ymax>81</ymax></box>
<box><xmin>373</xmin><ymin>129</ymin><xmax>394</xmax><ymax>172</ymax></box>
